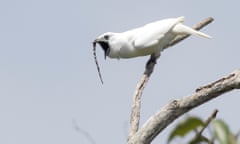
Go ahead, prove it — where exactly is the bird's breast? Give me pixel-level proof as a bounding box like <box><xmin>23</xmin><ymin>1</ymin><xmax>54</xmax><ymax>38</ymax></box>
<box><xmin>118</xmin><ymin>44</ymin><xmax>157</xmax><ymax>58</ymax></box>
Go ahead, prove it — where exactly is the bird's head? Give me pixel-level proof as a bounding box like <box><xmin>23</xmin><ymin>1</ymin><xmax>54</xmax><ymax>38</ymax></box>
<box><xmin>93</xmin><ymin>32</ymin><xmax>115</xmax><ymax>59</ymax></box>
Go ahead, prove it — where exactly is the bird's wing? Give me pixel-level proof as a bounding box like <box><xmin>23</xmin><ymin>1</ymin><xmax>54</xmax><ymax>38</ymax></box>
<box><xmin>132</xmin><ymin>17</ymin><xmax>184</xmax><ymax>49</ymax></box>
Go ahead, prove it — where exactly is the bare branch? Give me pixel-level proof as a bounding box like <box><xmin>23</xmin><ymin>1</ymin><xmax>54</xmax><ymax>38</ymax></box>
<box><xmin>127</xmin><ymin>17</ymin><xmax>214</xmax><ymax>141</ymax></box>
<box><xmin>128</xmin><ymin>69</ymin><xmax>240</xmax><ymax>144</ymax></box>
<box><xmin>199</xmin><ymin>109</ymin><xmax>218</xmax><ymax>135</ymax></box>
<box><xmin>128</xmin><ymin>75</ymin><xmax>150</xmax><ymax>141</ymax></box>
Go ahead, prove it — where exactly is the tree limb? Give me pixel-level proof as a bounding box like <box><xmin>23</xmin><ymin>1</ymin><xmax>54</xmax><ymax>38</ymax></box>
<box><xmin>128</xmin><ymin>69</ymin><xmax>240</xmax><ymax>144</ymax></box>
<box><xmin>199</xmin><ymin>109</ymin><xmax>218</xmax><ymax>135</ymax></box>
<box><xmin>127</xmin><ymin>17</ymin><xmax>214</xmax><ymax>141</ymax></box>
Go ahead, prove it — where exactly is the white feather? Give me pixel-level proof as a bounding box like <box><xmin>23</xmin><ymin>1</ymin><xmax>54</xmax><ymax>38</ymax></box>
<box><xmin>172</xmin><ymin>23</ymin><xmax>212</xmax><ymax>39</ymax></box>
<box><xmin>95</xmin><ymin>16</ymin><xmax>211</xmax><ymax>59</ymax></box>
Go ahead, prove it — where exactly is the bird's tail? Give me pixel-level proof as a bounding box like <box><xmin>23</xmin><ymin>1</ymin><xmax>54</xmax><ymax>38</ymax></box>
<box><xmin>173</xmin><ymin>23</ymin><xmax>212</xmax><ymax>39</ymax></box>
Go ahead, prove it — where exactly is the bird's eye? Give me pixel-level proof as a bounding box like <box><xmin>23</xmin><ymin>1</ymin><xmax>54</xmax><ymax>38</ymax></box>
<box><xmin>104</xmin><ymin>35</ymin><xmax>109</xmax><ymax>40</ymax></box>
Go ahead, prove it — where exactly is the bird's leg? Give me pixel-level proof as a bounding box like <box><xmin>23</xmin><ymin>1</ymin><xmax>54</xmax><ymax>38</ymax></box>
<box><xmin>144</xmin><ymin>54</ymin><xmax>160</xmax><ymax>75</ymax></box>
<box><xmin>146</xmin><ymin>54</ymin><xmax>160</xmax><ymax>67</ymax></box>
<box><xmin>147</xmin><ymin>54</ymin><xmax>157</xmax><ymax>64</ymax></box>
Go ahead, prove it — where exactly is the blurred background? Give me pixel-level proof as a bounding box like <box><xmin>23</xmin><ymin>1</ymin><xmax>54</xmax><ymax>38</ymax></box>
<box><xmin>0</xmin><ymin>0</ymin><xmax>239</xmax><ymax>143</ymax></box>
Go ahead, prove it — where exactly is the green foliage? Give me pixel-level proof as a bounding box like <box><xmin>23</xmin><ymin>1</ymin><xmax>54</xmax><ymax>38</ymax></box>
<box><xmin>167</xmin><ymin>116</ymin><xmax>239</xmax><ymax>144</ymax></box>
<box><xmin>167</xmin><ymin>116</ymin><xmax>205</xmax><ymax>143</ymax></box>
<box><xmin>213</xmin><ymin>119</ymin><xmax>237</xmax><ymax>144</ymax></box>
<box><xmin>189</xmin><ymin>135</ymin><xmax>209</xmax><ymax>144</ymax></box>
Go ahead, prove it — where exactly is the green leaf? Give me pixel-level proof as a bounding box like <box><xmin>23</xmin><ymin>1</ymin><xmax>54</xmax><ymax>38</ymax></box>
<box><xmin>167</xmin><ymin>116</ymin><xmax>205</xmax><ymax>143</ymax></box>
<box><xmin>189</xmin><ymin>135</ymin><xmax>209</xmax><ymax>144</ymax></box>
<box><xmin>213</xmin><ymin>119</ymin><xmax>237</xmax><ymax>144</ymax></box>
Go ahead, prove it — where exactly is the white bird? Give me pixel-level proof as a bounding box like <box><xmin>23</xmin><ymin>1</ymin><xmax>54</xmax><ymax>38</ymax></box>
<box><xmin>93</xmin><ymin>16</ymin><xmax>211</xmax><ymax>83</ymax></box>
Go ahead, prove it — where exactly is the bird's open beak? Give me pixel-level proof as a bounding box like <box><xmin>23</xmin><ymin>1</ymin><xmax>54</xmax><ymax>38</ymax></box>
<box><xmin>93</xmin><ymin>39</ymin><xmax>110</xmax><ymax>60</ymax></box>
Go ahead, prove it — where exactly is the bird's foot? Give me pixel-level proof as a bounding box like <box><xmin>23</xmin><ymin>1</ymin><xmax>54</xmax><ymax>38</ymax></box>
<box><xmin>144</xmin><ymin>55</ymin><xmax>158</xmax><ymax>75</ymax></box>
<box><xmin>146</xmin><ymin>55</ymin><xmax>157</xmax><ymax>68</ymax></box>
<box><xmin>146</xmin><ymin>58</ymin><xmax>155</xmax><ymax>68</ymax></box>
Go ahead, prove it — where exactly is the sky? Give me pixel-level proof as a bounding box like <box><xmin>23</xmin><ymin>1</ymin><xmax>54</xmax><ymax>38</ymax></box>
<box><xmin>0</xmin><ymin>0</ymin><xmax>239</xmax><ymax>144</ymax></box>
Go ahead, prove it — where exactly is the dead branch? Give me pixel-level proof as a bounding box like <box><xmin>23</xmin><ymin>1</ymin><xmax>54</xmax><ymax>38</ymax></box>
<box><xmin>128</xmin><ymin>69</ymin><xmax>240</xmax><ymax>144</ymax></box>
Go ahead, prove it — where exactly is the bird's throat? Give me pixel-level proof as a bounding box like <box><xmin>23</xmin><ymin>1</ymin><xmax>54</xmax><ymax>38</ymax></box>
<box><xmin>97</xmin><ymin>41</ymin><xmax>110</xmax><ymax>59</ymax></box>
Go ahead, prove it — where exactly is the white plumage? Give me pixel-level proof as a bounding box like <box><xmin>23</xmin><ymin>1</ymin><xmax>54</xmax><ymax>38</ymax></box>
<box><xmin>93</xmin><ymin>16</ymin><xmax>211</xmax><ymax>83</ymax></box>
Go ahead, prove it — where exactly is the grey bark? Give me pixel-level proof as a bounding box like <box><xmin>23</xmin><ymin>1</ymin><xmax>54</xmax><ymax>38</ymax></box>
<box><xmin>128</xmin><ymin>69</ymin><xmax>240</xmax><ymax>144</ymax></box>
